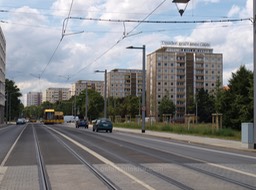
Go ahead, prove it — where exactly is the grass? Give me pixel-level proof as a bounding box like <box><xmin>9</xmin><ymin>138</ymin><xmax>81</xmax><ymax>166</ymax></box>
<box><xmin>113</xmin><ymin>122</ymin><xmax>241</xmax><ymax>141</ymax></box>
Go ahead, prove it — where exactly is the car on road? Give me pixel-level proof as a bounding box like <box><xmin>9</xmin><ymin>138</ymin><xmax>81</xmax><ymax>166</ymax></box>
<box><xmin>92</xmin><ymin>118</ymin><xmax>113</xmax><ymax>133</ymax></box>
<box><xmin>76</xmin><ymin>119</ymin><xmax>88</xmax><ymax>128</ymax></box>
<box><xmin>16</xmin><ymin>118</ymin><xmax>25</xmax><ymax>125</ymax></box>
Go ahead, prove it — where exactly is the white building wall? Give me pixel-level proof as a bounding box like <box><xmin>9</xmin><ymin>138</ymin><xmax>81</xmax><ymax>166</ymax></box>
<box><xmin>0</xmin><ymin>27</ymin><xmax>6</xmax><ymax>124</ymax></box>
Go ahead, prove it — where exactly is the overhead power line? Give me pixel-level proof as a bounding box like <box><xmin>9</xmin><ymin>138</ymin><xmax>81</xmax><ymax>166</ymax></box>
<box><xmin>39</xmin><ymin>0</ymin><xmax>75</xmax><ymax>79</ymax></box>
<box><xmin>68</xmin><ymin>0</ymin><xmax>168</xmax><ymax>79</ymax></box>
<box><xmin>67</xmin><ymin>16</ymin><xmax>252</xmax><ymax>24</ymax></box>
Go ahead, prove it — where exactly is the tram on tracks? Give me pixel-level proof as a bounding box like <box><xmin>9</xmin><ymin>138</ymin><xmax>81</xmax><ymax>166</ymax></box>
<box><xmin>43</xmin><ymin>109</ymin><xmax>64</xmax><ymax>124</ymax></box>
<box><xmin>43</xmin><ymin>109</ymin><xmax>55</xmax><ymax>124</ymax></box>
<box><xmin>54</xmin><ymin>111</ymin><xmax>64</xmax><ymax>124</ymax></box>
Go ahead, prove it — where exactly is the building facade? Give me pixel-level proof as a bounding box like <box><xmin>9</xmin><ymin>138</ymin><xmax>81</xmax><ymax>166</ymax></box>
<box><xmin>0</xmin><ymin>27</ymin><xmax>6</xmax><ymax>124</ymax></box>
<box><xmin>27</xmin><ymin>92</ymin><xmax>42</xmax><ymax>106</ymax></box>
<box><xmin>45</xmin><ymin>88</ymin><xmax>70</xmax><ymax>103</ymax></box>
<box><xmin>146</xmin><ymin>41</ymin><xmax>223</xmax><ymax>121</ymax></box>
<box><xmin>71</xmin><ymin>80</ymin><xmax>105</xmax><ymax>97</ymax></box>
<box><xmin>107</xmin><ymin>69</ymin><xmax>143</xmax><ymax>98</ymax></box>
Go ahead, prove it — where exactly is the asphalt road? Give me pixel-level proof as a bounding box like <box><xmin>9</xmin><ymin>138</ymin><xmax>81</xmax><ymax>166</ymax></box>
<box><xmin>0</xmin><ymin>123</ymin><xmax>256</xmax><ymax>190</ymax></box>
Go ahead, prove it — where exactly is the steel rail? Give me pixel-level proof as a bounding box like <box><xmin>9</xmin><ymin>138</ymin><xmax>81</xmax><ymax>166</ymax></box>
<box><xmin>111</xmin><ymin>135</ymin><xmax>256</xmax><ymax>190</ymax></box>
<box><xmin>33</xmin><ymin>126</ymin><xmax>52</xmax><ymax>190</ymax></box>
<box><xmin>46</xmin><ymin>126</ymin><xmax>120</xmax><ymax>190</ymax></box>
<box><xmin>59</xmin><ymin>128</ymin><xmax>193</xmax><ymax>190</ymax></box>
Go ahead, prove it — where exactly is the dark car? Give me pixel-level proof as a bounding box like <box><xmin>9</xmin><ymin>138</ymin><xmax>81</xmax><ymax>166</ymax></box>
<box><xmin>76</xmin><ymin>119</ymin><xmax>88</xmax><ymax>128</ymax></box>
<box><xmin>93</xmin><ymin>118</ymin><xmax>113</xmax><ymax>133</ymax></box>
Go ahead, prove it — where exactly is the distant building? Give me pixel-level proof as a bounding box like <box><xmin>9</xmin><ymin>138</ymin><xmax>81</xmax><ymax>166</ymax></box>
<box><xmin>44</xmin><ymin>88</ymin><xmax>70</xmax><ymax>103</ymax></box>
<box><xmin>107</xmin><ymin>69</ymin><xmax>143</xmax><ymax>98</ymax></box>
<box><xmin>146</xmin><ymin>41</ymin><xmax>223</xmax><ymax>121</ymax></box>
<box><xmin>27</xmin><ymin>92</ymin><xmax>42</xmax><ymax>106</ymax></box>
<box><xmin>71</xmin><ymin>80</ymin><xmax>104</xmax><ymax>97</ymax></box>
<box><xmin>0</xmin><ymin>27</ymin><xmax>6</xmax><ymax>124</ymax></box>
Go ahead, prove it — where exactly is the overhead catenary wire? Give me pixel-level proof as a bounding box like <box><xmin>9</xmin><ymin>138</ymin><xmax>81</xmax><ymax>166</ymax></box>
<box><xmin>67</xmin><ymin>16</ymin><xmax>251</xmax><ymax>80</ymax></box>
<box><xmin>39</xmin><ymin>0</ymin><xmax>75</xmax><ymax>79</ymax></box>
<box><xmin>68</xmin><ymin>0</ymin><xmax>168</xmax><ymax>79</ymax></box>
<box><xmin>66</xmin><ymin>16</ymin><xmax>252</xmax><ymax>25</ymax></box>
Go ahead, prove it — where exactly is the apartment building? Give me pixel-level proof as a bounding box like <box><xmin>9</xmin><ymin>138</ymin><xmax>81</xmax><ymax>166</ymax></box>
<box><xmin>45</xmin><ymin>88</ymin><xmax>70</xmax><ymax>103</ymax></box>
<box><xmin>71</xmin><ymin>80</ymin><xmax>105</xmax><ymax>97</ymax></box>
<box><xmin>27</xmin><ymin>92</ymin><xmax>42</xmax><ymax>106</ymax></box>
<box><xmin>107</xmin><ymin>69</ymin><xmax>143</xmax><ymax>98</ymax></box>
<box><xmin>0</xmin><ymin>27</ymin><xmax>6</xmax><ymax>124</ymax></box>
<box><xmin>146</xmin><ymin>41</ymin><xmax>223</xmax><ymax>121</ymax></box>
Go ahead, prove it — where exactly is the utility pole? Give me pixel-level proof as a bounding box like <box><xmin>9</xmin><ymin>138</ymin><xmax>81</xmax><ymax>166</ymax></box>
<box><xmin>253</xmin><ymin>0</ymin><xmax>256</xmax><ymax>149</ymax></box>
<box><xmin>85</xmin><ymin>83</ymin><xmax>88</xmax><ymax>119</ymax></box>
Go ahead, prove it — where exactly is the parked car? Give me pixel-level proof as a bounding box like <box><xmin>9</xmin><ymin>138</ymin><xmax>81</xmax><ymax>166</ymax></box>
<box><xmin>76</xmin><ymin>119</ymin><xmax>88</xmax><ymax>128</ymax></box>
<box><xmin>93</xmin><ymin>118</ymin><xmax>113</xmax><ymax>133</ymax></box>
<box><xmin>16</xmin><ymin>118</ymin><xmax>25</xmax><ymax>125</ymax></box>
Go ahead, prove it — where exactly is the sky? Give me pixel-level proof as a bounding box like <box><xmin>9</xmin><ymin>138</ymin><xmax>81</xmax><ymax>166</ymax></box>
<box><xmin>0</xmin><ymin>0</ymin><xmax>253</xmax><ymax>105</ymax></box>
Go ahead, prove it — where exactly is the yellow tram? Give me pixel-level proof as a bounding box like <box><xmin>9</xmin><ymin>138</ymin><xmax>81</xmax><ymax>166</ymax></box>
<box><xmin>43</xmin><ymin>109</ymin><xmax>55</xmax><ymax>124</ymax></box>
<box><xmin>43</xmin><ymin>109</ymin><xmax>64</xmax><ymax>124</ymax></box>
<box><xmin>54</xmin><ymin>111</ymin><xmax>64</xmax><ymax>124</ymax></box>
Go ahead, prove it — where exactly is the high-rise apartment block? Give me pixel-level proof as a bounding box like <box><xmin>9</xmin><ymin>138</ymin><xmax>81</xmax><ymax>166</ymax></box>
<box><xmin>146</xmin><ymin>41</ymin><xmax>223</xmax><ymax>121</ymax></box>
<box><xmin>107</xmin><ymin>69</ymin><xmax>143</xmax><ymax>98</ymax></box>
<box><xmin>27</xmin><ymin>92</ymin><xmax>42</xmax><ymax>106</ymax></box>
<box><xmin>45</xmin><ymin>88</ymin><xmax>70</xmax><ymax>103</ymax></box>
<box><xmin>0</xmin><ymin>27</ymin><xmax>6</xmax><ymax>124</ymax></box>
<box><xmin>71</xmin><ymin>80</ymin><xmax>105</xmax><ymax>97</ymax></box>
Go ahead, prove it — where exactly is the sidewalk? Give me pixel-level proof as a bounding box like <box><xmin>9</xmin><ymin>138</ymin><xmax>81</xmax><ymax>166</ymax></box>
<box><xmin>113</xmin><ymin>127</ymin><xmax>256</xmax><ymax>152</ymax></box>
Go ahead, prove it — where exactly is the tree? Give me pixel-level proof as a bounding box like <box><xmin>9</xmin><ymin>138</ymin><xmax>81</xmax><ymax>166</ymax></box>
<box><xmin>220</xmin><ymin>65</ymin><xmax>253</xmax><ymax>129</ymax></box>
<box><xmin>23</xmin><ymin>105</ymin><xmax>42</xmax><ymax>119</ymax></box>
<box><xmin>75</xmin><ymin>89</ymin><xmax>104</xmax><ymax>120</ymax></box>
<box><xmin>196</xmin><ymin>88</ymin><xmax>215</xmax><ymax>123</ymax></box>
<box><xmin>5</xmin><ymin>79</ymin><xmax>23</xmax><ymax>121</ymax></box>
<box><xmin>158</xmin><ymin>95</ymin><xmax>176</xmax><ymax>121</ymax></box>
<box><xmin>214</xmin><ymin>77</ymin><xmax>224</xmax><ymax>113</ymax></box>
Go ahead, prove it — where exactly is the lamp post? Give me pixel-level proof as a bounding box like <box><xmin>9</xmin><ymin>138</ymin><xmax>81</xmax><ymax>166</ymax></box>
<box><xmin>126</xmin><ymin>45</ymin><xmax>146</xmax><ymax>133</ymax></box>
<box><xmin>95</xmin><ymin>69</ymin><xmax>107</xmax><ymax>118</ymax></box>
<box><xmin>172</xmin><ymin>0</ymin><xmax>190</xmax><ymax>16</ymax></box>
<box><xmin>253</xmin><ymin>1</ymin><xmax>256</xmax><ymax>149</ymax></box>
<box><xmin>85</xmin><ymin>83</ymin><xmax>88</xmax><ymax>119</ymax></box>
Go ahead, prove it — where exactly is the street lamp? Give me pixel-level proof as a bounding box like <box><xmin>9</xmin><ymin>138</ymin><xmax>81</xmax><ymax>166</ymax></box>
<box><xmin>95</xmin><ymin>69</ymin><xmax>107</xmax><ymax>118</ymax></box>
<box><xmin>126</xmin><ymin>45</ymin><xmax>146</xmax><ymax>133</ymax></box>
<box><xmin>85</xmin><ymin>83</ymin><xmax>88</xmax><ymax>120</ymax></box>
<box><xmin>253</xmin><ymin>1</ymin><xmax>256</xmax><ymax>149</ymax></box>
<box><xmin>172</xmin><ymin>0</ymin><xmax>190</xmax><ymax>16</ymax></box>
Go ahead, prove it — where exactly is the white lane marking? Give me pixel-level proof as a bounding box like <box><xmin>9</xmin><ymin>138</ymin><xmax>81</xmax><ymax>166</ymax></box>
<box><xmin>0</xmin><ymin>126</ymin><xmax>27</xmax><ymax>166</ymax></box>
<box><xmin>114</xmin><ymin>133</ymin><xmax>256</xmax><ymax>178</ymax></box>
<box><xmin>208</xmin><ymin>163</ymin><xmax>256</xmax><ymax>178</ymax></box>
<box><xmin>48</xmin><ymin>127</ymin><xmax>155</xmax><ymax>190</ymax></box>
<box><xmin>147</xmin><ymin>141</ymin><xmax>256</xmax><ymax>178</ymax></box>
<box><xmin>117</xmin><ymin>132</ymin><xmax>256</xmax><ymax>160</ymax></box>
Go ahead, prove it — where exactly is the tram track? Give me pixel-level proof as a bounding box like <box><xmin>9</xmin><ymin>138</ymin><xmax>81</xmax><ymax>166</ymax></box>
<box><xmin>101</xmin><ymin>132</ymin><xmax>256</xmax><ymax>190</ymax></box>
<box><xmin>46</xmin><ymin>126</ymin><xmax>120</xmax><ymax>190</ymax></box>
<box><xmin>53</xmin><ymin>126</ymin><xmax>256</xmax><ymax>190</ymax></box>
<box><xmin>33</xmin><ymin>126</ymin><xmax>52</xmax><ymax>190</ymax></box>
<box><xmin>55</xmin><ymin>127</ymin><xmax>193</xmax><ymax>190</ymax></box>
<box><xmin>2</xmin><ymin>124</ymin><xmax>255</xmax><ymax>189</ymax></box>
